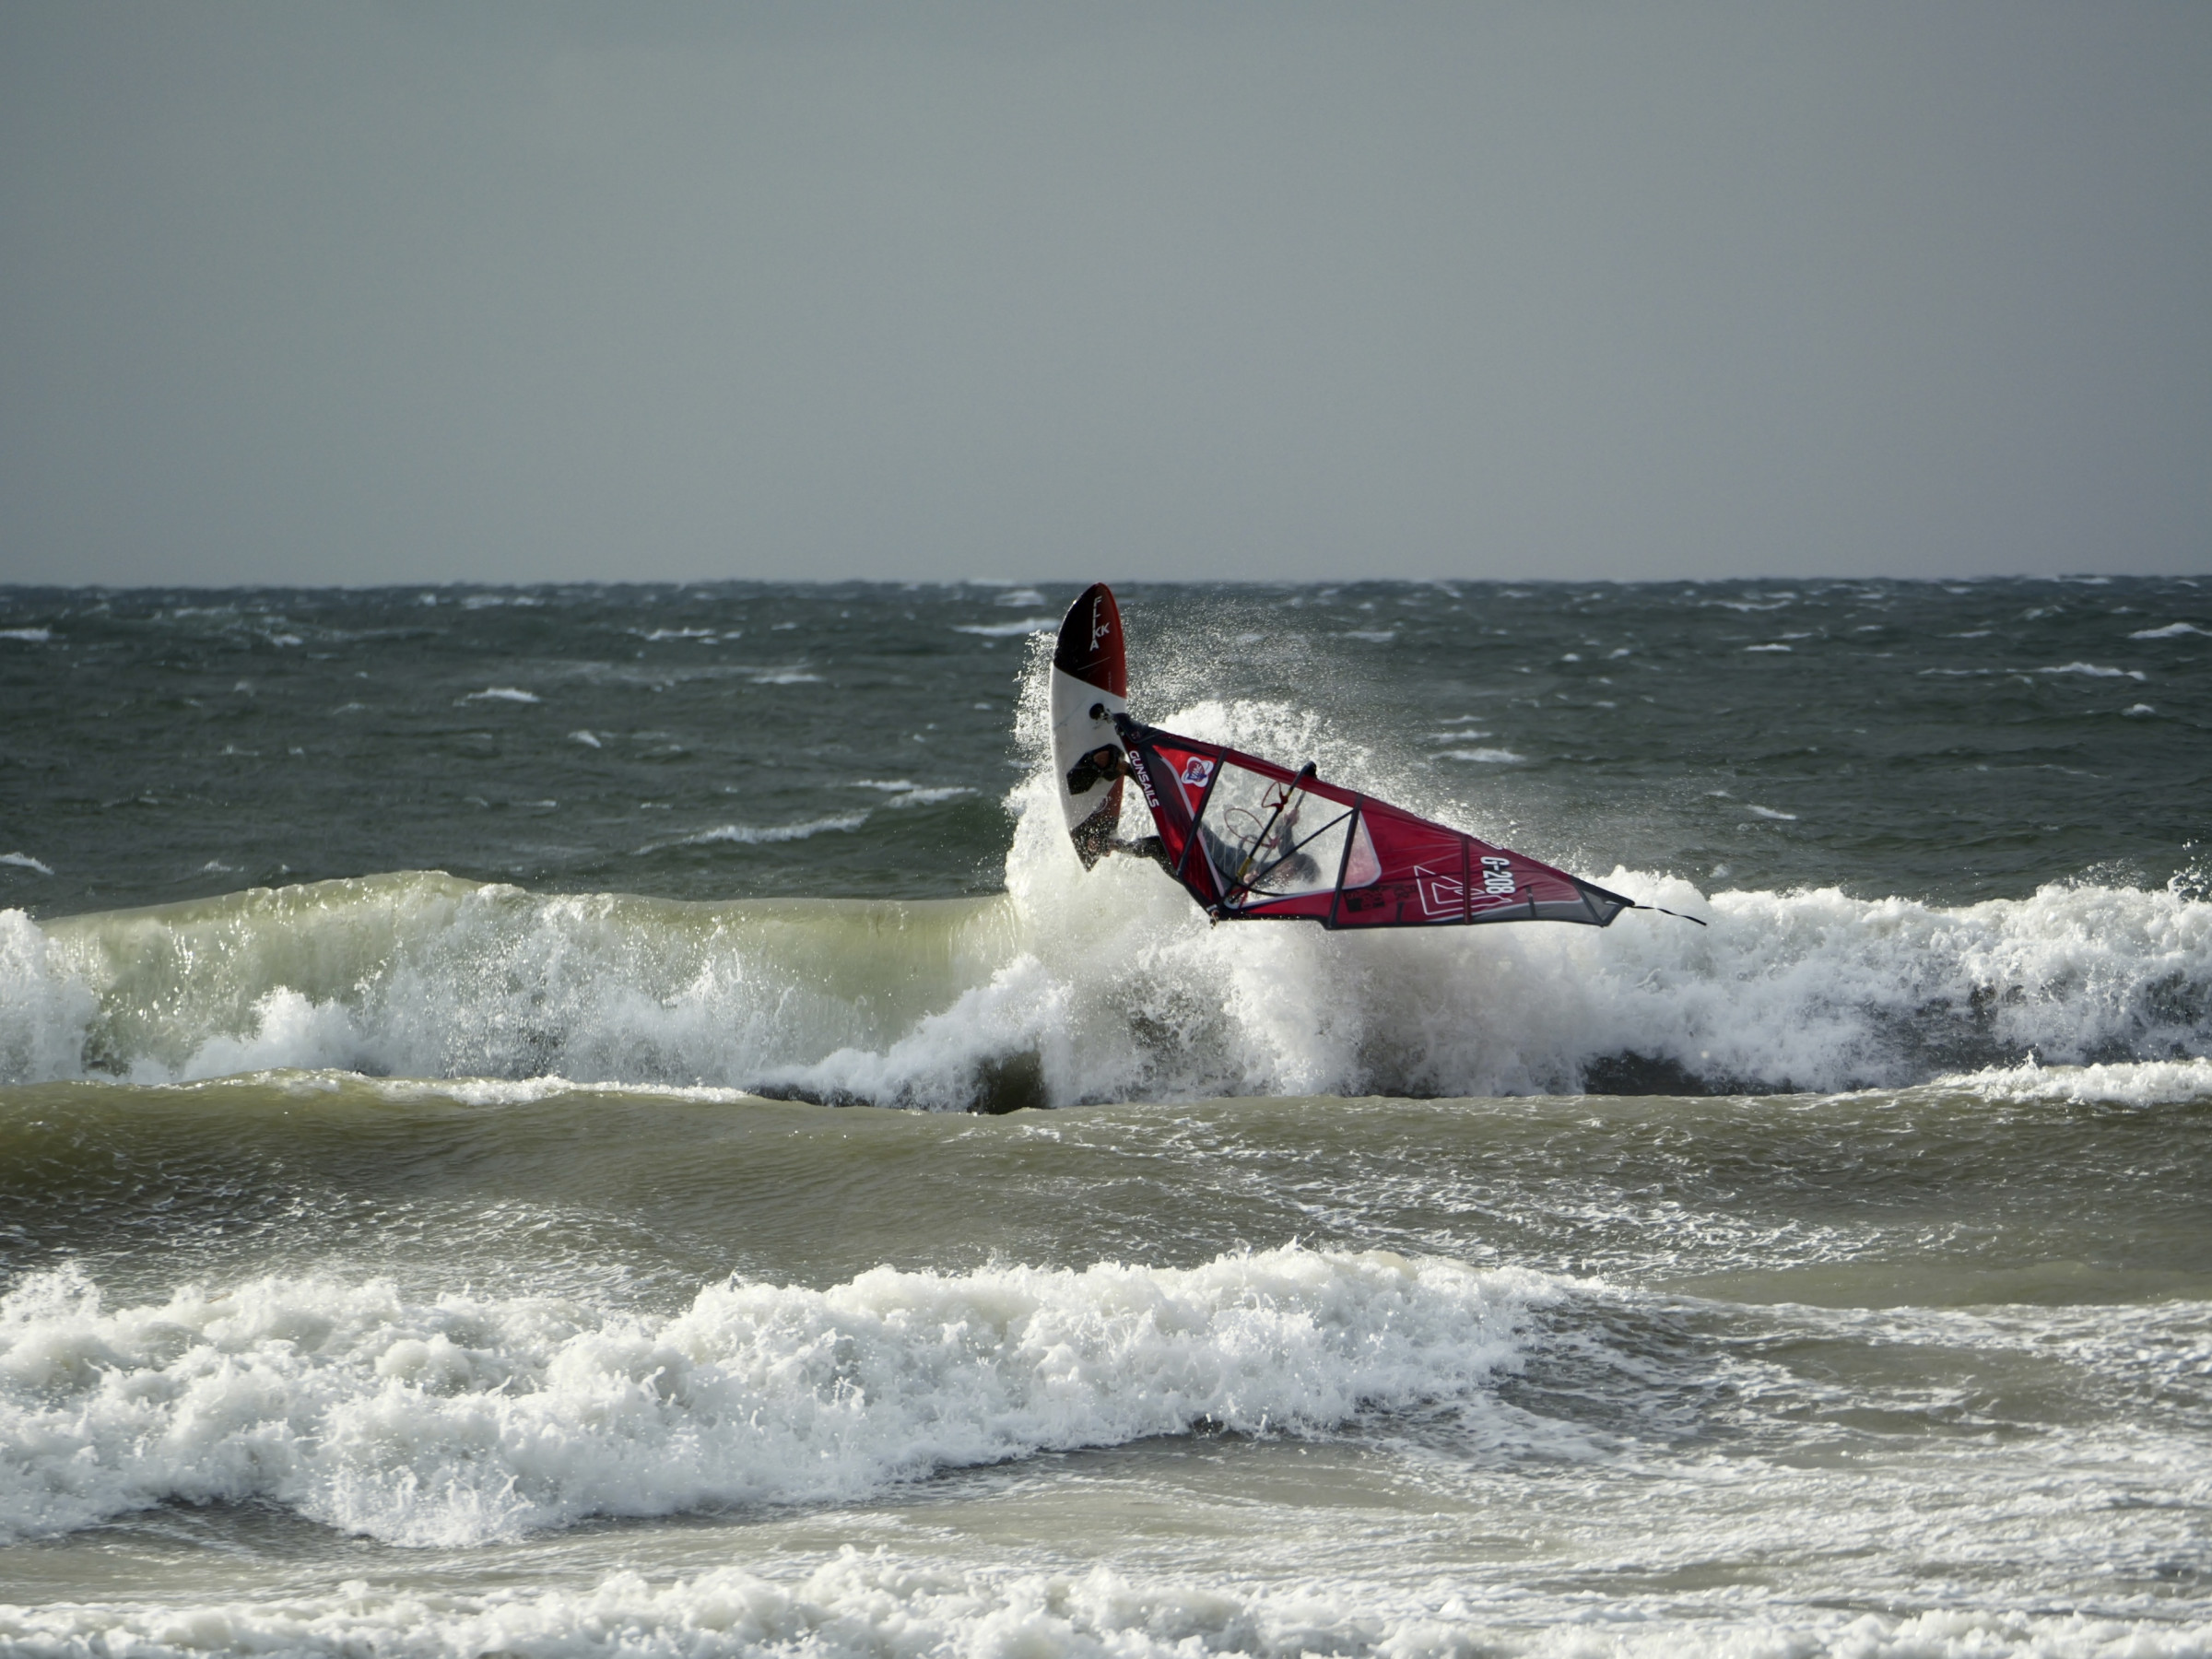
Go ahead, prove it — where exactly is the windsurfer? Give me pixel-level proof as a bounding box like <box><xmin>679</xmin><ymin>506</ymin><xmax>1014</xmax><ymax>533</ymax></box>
<box><xmin>1064</xmin><ymin>744</ymin><xmax>1177</xmax><ymax>873</ymax></box>
<box><xmin>1065</xmin><ymin>742</ymin><xmax>1322</xmax><ymax>898</ymax></box>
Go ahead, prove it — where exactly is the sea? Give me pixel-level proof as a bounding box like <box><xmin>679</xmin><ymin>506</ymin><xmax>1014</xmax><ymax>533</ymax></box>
<box><xmin>1</xmin><ymin>575</ymin><xmax>2208</xmax><ymax>1658</ymax></box>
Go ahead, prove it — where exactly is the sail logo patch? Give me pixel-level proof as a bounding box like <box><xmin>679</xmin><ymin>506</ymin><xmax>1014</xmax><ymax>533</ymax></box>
<box><xmin>1127</xmin><ymin>752</ymin><xmax>1161</xmax><ymax>811</ymax></box>
<box><xmin>1178</xmin><ymin>756</ymin><xmax>1214</xmax><ymax>789</ymax></box>
<box><xmin>1413</xmin><ymin>858</ymin><xmax>1521</xmax><ymax>917</ymax></box>
<box><xmin>1411</xmin><ymin>865</ymin><xmax>1463</xmax><ymax>918</ymax></box>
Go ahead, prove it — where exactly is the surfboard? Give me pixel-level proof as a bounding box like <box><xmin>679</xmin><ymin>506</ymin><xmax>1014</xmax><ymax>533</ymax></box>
<box><xmin>1051</xmin><ymin>583</ymin><xmax>1128</xmax><ymax>866</ymax></box>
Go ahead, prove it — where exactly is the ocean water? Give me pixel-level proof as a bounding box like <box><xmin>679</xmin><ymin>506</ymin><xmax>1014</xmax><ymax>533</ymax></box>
<box><xmin>1</xmin><ymin>576</ymin><xmax>2208</xmax><ymax>1657</ymax></box>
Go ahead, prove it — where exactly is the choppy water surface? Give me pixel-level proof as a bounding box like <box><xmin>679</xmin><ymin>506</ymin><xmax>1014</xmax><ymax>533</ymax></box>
<box><xmin>2</xmin><ymin>578</ymin><xmax>2208</xmax><ymax>1657</ymax></box>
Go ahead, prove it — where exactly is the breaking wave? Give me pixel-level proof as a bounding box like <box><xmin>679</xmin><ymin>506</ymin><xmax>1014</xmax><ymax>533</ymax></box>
<box><xmin>0</xmin><ymin>1246</ymin><xmax>1537</xmax><ymax>1547</ymax></box>
<box><xmin>1</xmin><ymin>857</ymin><xmax>2204</xmax><ymax>1105</ymax></box>
<box><xmin>1</xmin><ymin>649</ymin><xmax>2206</xmax><ymax>1107</ymax></box>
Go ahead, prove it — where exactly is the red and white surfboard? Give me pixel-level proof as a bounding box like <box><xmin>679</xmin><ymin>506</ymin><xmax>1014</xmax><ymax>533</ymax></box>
<box><xmin>1050</xmin><ymin>583</ymin><xmax>1128</xmax><ymax>866</ymax></box>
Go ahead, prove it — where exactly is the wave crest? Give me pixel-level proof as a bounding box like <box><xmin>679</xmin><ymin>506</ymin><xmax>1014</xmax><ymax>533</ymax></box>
<box><xmin>0</xmin><ymin>1247</ymin><xmax>1538</xmax><ymax>1547</ymax></box>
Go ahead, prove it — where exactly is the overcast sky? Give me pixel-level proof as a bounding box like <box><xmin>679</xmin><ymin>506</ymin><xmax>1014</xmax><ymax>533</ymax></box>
<box><xmin>2</xmin><ymin>2</ymin><xmax>2206</xmax><ymax>586</ymax></box>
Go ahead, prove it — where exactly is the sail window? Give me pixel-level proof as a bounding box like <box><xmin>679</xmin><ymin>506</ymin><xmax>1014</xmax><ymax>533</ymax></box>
<box><xmin>1194</xmin><ymin>763</ymin><xmax>1362</xmax><ymax>907</ymax></box>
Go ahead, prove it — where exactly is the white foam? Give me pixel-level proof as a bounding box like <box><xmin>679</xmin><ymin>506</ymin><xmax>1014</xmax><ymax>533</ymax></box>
<box><xmin>6</xmin><ymin>1555</ymin><xmax>2206</xmax><ymax>1659</ymax></box>
<box><xmin>0</xmin><ymin>852</ymin><xmax>53</xmax><ymax>876</ymax></box>
<box><xmin>1434</xmin><ymin>748</ymin><xmax>1525</xmax><ymax>764</ymax></box>
<box><xmin>368</xmin><ymin>1074</ymin><xmax>757</xmax><ymax>1107</ymax></box>
<box><xmin>462</xmin><ymin>687</ymin><xmax>541</xmax><ymax>704</ymax></box>
<box><xmin>168</xmin><ymin>986</ymin><xmax>372</xmax><ymax>1079</ymax></box>
<box><xmin>0</xmin><ymin>1247</ymin><xmax>1541</xmax><ymax>1547</ymax></box>
<box><xmin>0</xmin><ymin>627</ymin><xmax>51</xmax><ymax>642</ymax></box>
<box><xmin>1933</xmin><ymin>1055</ymin><xmax>2212</xmax><ymax>1107</ymax></box>
<box><xmin>1746</xmin><ymin>806</ymin><xmax>1796</xmax><ymax>820</ymax></box>
<box><xmin>2129</xmin><ymin>621</ymin><xmax>2208</xmax><ymax>640</ymax></box>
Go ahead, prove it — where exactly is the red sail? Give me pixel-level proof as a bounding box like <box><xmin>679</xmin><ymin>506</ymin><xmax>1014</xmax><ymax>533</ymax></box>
<box><xmin>1114</xmin><ymin>715</ymin><xmax>1633</xmax><ymax>929</ymax></box>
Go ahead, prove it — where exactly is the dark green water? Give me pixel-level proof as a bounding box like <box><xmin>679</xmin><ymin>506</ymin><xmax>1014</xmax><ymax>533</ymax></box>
<box><xmin>3</xmin><ymin>577</ymin><xmax>2205</xmax><ymax>918</ymax></box>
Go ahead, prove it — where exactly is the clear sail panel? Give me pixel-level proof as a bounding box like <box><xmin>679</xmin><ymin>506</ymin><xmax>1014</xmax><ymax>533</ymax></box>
<box><xmin>1195</xmin><ymin>764</ymin><xmax>1371</xmax><ymax>906</ymax></box>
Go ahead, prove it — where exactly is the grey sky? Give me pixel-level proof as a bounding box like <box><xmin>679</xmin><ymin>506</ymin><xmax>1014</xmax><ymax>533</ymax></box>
<box><xmin>2</xmin><ymin>2</ymin><xmax>2206</xmax><ymax>585</ymax></box>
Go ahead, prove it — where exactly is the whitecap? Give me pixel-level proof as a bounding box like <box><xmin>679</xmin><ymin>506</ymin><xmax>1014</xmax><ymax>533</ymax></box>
<box><xmin>885</xmin><ymin>786</ymin><xmax>974</xmax><ymax>808</ymax></box>
<box><xmin>1747</xmin><ymin>806</ymin><xmax>1797</xmax><ymax>820</ymax></box>
<box><xmin>569</xmin><ymin>730</ymin><xmax>603</xmax><ymax>747</ymax></box>
<box><xmin>462</xmin><ymin>687</ymin><xmax>541</xmax><ymax>704</ymax></box>
<box><xmin>1435</xmin><ymin>747</ymin><xmax>1524</xmax><ymax>763</ymax></box>
<box><xmin>642</xmin><ymin>815</ymin><xmax>870</xmax><ymax>852</ymax></box>
<box><xmin>1341</xmin><ymin>629</ymin><xmax>1398</xmax><ymax>643</ymax></box>
<box><xmin>2036</xmin><ymin>662</ymin><xmax>2147</xmax><ymax>680</ymax></box>
<box><xmin>1743</xmin><ymin>642</ymin><xmax>1793</xmax><ymax>653</ymax></box>
<box><xmin>747</xmin><ymin>667</ymin><xmax>824</xmax><ymax>685</ymax></box>
<box><xmin>850</xmin><ymin>779</ymin><xmax>976</xmax><ymax>808</ymax></box>
<box><xmin>951</xmin><ymin>618</ymin><xmax>1055</xmax><ymax>638</ymax></box>
<box><xmin>0</xmin><ymin>628</ymin><xmax>52</xmax><ymax>643</ymax></box>
<box><xmin>0</xmin><ymin>853</ymin><xmax>53</xmax><ymax>876</ymax></box>
<box><xmin>2130</xmin><ymin>621</ymin><xmax>2209</xmax><ymax>640</ymax></box>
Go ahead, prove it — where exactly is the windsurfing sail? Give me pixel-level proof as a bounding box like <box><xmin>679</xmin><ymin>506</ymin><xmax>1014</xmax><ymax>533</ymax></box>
<box><xmin>1112</xmin><ymin>712</ymin><xmax>1636</xmax><ymax>929</ymax></box>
